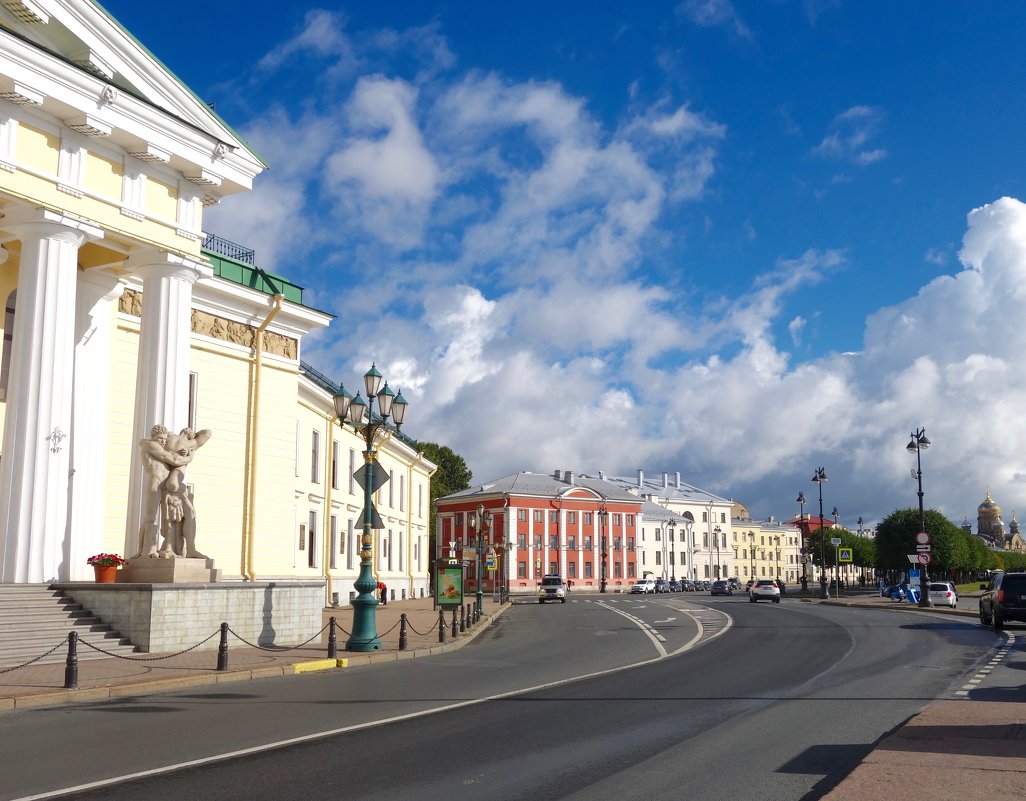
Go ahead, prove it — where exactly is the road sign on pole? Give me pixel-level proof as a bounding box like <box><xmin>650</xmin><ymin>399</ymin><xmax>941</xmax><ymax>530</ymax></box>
<box><xmin>838</xmin><ymin>548</ymin><xmax>853</xmax><ymax>562</ymax></box>
<box><xmin>917</xmin><ymin>553</ymin><xmax>932</xmax><ymax>565</ymax></box>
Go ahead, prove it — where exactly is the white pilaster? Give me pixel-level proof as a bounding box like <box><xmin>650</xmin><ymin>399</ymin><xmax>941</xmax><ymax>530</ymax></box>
<box><xmin>68</xmin><ymin>273</ymin><xmax>126</xmax><ymax>580</ymax></box>
<box><xmin>0</xmin><ymin>213</ymin><xmax>95</xmax><ymax>582</ymax></box>
<box><xmin>123</xmin><ymin>251</ymin><xmax>210</xmax><ymax>557</ymax></box>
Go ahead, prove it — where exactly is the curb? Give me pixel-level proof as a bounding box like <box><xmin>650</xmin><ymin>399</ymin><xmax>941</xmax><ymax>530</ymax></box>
<box><xmin>2</xmin><ymin>605</ymin><xmax>509</xmax><ymax>711</ymax></box>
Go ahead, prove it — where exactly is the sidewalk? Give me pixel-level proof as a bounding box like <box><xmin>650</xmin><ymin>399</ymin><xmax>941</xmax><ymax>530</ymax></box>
<box><xmin>0</xmin><ymin>595</ymin><xmax>509</xmax><ymax>711</ymax></box>
<box><xmin>817</xmin><ymin>590</ymin><xmax>1026</xmax><ymax>798</ymax></box>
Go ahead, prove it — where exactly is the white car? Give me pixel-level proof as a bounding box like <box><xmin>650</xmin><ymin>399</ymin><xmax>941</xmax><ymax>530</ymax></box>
<box><xmin>928</xmin><ymin>581</ymin><xmax>958</xmax><ymax>608</ymax></box>
<box><xmin>538</xmin><ymin>575</ymin><xmax>567</xmax><ymax>603</ymax></box>
<box><xmin>749</xmin><ymin>579</ymin><xmax>781</xmax><ymax>603</ymax></box>
<box><xmin>630</xmin><ymin>578</ymin><xmax>656</xmax><ymax>594</ymax></box>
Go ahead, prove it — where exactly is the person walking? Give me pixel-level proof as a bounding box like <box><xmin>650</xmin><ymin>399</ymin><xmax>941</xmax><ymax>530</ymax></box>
<box><xmin>377</xmin><ymin>580</ymin><xmax>387</xmax><ymax>605</ymax></box>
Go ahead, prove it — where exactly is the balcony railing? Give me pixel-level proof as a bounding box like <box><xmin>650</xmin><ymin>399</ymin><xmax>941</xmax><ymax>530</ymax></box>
<box><xmin>202</xmin><ymin>232</ymin><xmax>255</xmax><ymax>264</ymax></box>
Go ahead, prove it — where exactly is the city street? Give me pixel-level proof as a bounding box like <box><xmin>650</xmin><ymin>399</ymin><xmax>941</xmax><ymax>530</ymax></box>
<box><xmin>1</xmin><ymin>595</ymin><xmax>1009</xmax><ymax>801</ymax></box>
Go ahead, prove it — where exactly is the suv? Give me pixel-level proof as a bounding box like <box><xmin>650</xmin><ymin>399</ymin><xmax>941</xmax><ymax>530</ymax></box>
<box><xmin>980</xmin><ymin>572</ymin><xmax>1026</xmax><ymax>628</ymax></box>
<box><xmin>654</xmin><ymin>579</ymin><xmax>670</xmax><ymax>593</ymax></box>
<box><xmin>631</xmin><ymin>578</ymin><xmax>656</xmax><ymax>594</ymax></box>
<box><xmin>749</xmin><ymin>578</ymin><xmax>781</xmax><ymax>603</ymax></box>
<box><xmin>538</xmin><ymin>575</ymin><xmax>567</xmax><ymax>604</ymax></box>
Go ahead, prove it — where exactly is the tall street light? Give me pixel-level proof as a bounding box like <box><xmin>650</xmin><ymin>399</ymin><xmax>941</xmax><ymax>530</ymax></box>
<box><xmin>713</xmin><ymin>525</ymin><xmax>722</xmax><ymax>579</ymax></box>
<box><xmin>908</xmin><ymin>427</ymin><xmax>932</xmax><ymax>608</ymax></box>
<box><xmin>474</xmin><ymin>503</ymin><xmax>491</xmax><ymax>618</ymax></box>
<box><xmin>832</xmin><ymin>506</ymin><xmax>841</xmax><ymax>594</ymax></box>
<box><xmin>812</xmin><ymin>467</ymin><xmax>829</xmax><ymax>599</ymax></box>
<box><xmin>667</xmin><ymin>517</ymin><xmax>677</xmax><ymax>584</ymax></box>
<box><xmin>333</xmin><ymin>364</ymin><xmax>408</xmax><ymax>651</ymax></box>
<box><xmin>749</xmin><ymin>530</ymin><xmax>755</xmax><ymax>580</ymax></box>
<box><xmin>796</xmin><ymin>492</ymin><xmax>808</xmax><ymax>592</ymax></box>
<box><xmin>598</xmin><ymin>502</ymin><xmax>608</xmax><ymax>593</ymax></box>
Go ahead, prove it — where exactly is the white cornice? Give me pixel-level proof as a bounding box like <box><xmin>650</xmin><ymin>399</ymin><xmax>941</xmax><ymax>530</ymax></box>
<box><xmin>0</xmin><ymin>27</ymin><xmax>262</xmax><ymax>194</ymax></box>
<box><xmin>191</xmin><ymin>276</ymin><xmax>332</xmax><ymax>340</ymax></box>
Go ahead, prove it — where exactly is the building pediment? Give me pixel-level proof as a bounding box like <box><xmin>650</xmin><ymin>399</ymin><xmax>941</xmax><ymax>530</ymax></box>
<box><xmin>0</xmin><ymin>0</ymin><xmax>264</xmax><ymax>196</ymax></box>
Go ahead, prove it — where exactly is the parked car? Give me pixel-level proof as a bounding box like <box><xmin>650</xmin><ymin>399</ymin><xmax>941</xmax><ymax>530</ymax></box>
<box><xmin>980</xmin><ymin>572</ymin><xmax>1026</xmax><ymax>629</ymax></box>
<box><xmin>630</xmin><ymin>578</ymin><xmax>656</xmax><ymax>594</ymax></box>
<box><xmin>681</xmin><ymin>580</ymin><xmax>694</xmax><ymax>592</ymax></box>
<box><xmin>728</xmin><ymin>578</ymin><xmax>741</xmax><ymax>590</ymax></box>
<box><xmin>749</xmin><ymin>578</ymin><xmax>781</xmax><ymax>603</ymax></box>
<box><xmin>711</xmin><ymin>580</ymin><xmax>733</xmax><ymax>596</ymax></box>
<box><xmin>654</xmin><ymin>579</ymin><xmax>671</xmax><ymax>593</ymax></box>
<box><xmin>928</xmin><ymin>581</ymin><xmax>958</xmax><ymax>608</ymax></box>
<box><xmin>668</xmin><ymin>580</ymin><xmax>680</xmax><ymax>592</ymax></box>
<box><xmin>537</xmin><ymin>575</ymin><xmax>567</xmax><ymax>603</ymax></box>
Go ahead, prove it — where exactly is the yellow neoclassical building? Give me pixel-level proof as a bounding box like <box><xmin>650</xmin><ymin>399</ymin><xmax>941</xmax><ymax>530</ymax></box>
<box><xmin>731</xmin><ymin>503</ymin><xmax>802</xmax><ymax>585</ymax></box>
<box><xmin>0</xmin><ymin>0</ymin><xmax>435</xmax><ymax>605</ymax></box>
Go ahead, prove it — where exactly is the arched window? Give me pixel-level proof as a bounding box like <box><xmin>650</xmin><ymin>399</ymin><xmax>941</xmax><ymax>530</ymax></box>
<box><xmin>0</xmin><ymin>290</ymin><xmax>15</xmax><ymax>402</ymax></box>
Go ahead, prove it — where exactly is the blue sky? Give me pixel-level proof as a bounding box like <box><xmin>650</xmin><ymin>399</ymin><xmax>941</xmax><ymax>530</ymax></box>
<box><xmin>104</xmin><ymin>0</ymin><xmax>1026</xmax><ymax>531</ymax></box>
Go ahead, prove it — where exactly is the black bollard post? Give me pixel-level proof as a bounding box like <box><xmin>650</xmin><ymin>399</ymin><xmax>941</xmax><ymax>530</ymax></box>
<box><xmin>438</xmin><ymin>608</ymin><xmax>446</xmax><ymax>643</ymax></box>
<box><xmin>327</xmin><ymin>616</ymin><xmax>337</xmax><ymax>659</ymax></box>
<box><xmin>64</xmin><ymin>631</ymin><xmax>78</xmax><ymax>689</ymax></box>
<box><xmin>460</xmin><ymin>603</ymin><xmax>466</xmax><ymax>632</ymax></box>
<box><xmin>216</xmin><ymin>622</ymin><xmax>229</xmax><ymax>671</ymax></box>
<box><xmin>451</xmin><ymin>606</ymin><xmax>459</xmax><ymax>638</ymax></box>
<box><xmin>399</xmin><ymin>613</ymin><xmax>408</xmax><ymax>651</ymax></box>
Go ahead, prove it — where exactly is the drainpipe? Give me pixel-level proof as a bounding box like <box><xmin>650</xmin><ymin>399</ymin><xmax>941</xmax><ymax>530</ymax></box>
<box><xmin>242</xmin><ymin>293</ymin><xmax>284</xmax><ymax>581</ymax></box>
<box><xmin>323</xmin><ymin>413</ymin><xmax>335</xmax><ymax>607</ymax></box>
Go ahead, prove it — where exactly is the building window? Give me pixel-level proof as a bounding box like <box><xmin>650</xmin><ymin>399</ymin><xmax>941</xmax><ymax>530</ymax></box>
<box><xmin>550</xmin><ymin>511</ymin><xmax>558</xmax><ymax>523</ymax></box>
<box><xmin>399</xmin><ymin>473</ymin><xmax>405</xmax><ymax>511</ymax></box>
<box><xmin>656</xmin><ymin>552</ymin><xmax>662</xmax><ymax>565</ymax></box>
<box><xmin>550</xmin><ymin>535</ymin><xmax>559</xmax><ymax>550</ymax></box>
<box><xmin>308</xmin><ymin>511</ymin><xmax>318</xmax><ymax>567</ymax></box>
<box><xmin>311</xmin><ymin>431</ymin><xmax>320</xmax><ymax>483</ymax></box>
<box><xmin>585</xmin><ymin>562</ymin><xmax>593</xmax><ymax>578</ymax></box>
<box><xmin>613</xmin><ymin>514</ymin><xmax>622</xmax><ymax>525</ymax></box>
<box><xmin>627</xmin><ymin>537</ymin><xmax>634</xmax><ymax>551</ymax></box>
<box><xmin>534</xmin><ymin>535</ymin><xmax>542</xmax><ymax>549</ymax></box>
<box><xmin>627</xmin><ymin>563</ymin><xmax>636</xmax><ymax>578</ymax></box>
<box><xmin>721</xmin><ymin>513</ymin><xmax>726</xmax><ymax>523</ymax></box>
<box><xmin>518</xmin><ymin>562</ymin><xmax>527</xmax><ymax>578</ymax></box>
<box><xmin>331</xmin><ymin>440</ymin><xmax>340</xmax><ymax>490</ymax></box>
<box><xmin>534</xmin><ymin>510</ymin><xmax>543</xmax><ymax>523</ymax></box>
<box><xmin>518</xmin><ymin>533</ymin><xmax>526</xmax><ymax>548</ymax></box>
<box><xmin>655</xmin><ymin>529</ymin><xmax>662</xmax><ymax>542</ymax></box>
<box><xmin>568</xmin><ymin>511</ymin><xmax>576</xmax><ymax>524</ymax></box>
<box><xmin>614</xmin><ymin>563</ymin><xmax>622</xmax><ymax>578</ymax></box>
<box><xmin>0</xmin><ymin>290</ymin><xmax>14</xmax><ymax>402</ymax></box>
<box><xmin>298</xmin><ymin>523</ymin><xmax>306</xmax><ymax>551</ymax></box>
<box><xmin>330</xmin><ymin>515</ymin><xmax>338</xmax><ymax>569</ymax></box>
<box><xmin>614</xmin><ymin>537</ymin><xmax>622</xmax><ymax>551</ymax></box>
<box><xmin>568</xmin><ymin>562</ymin><xmax>576</xmax><ymax>578</ymax></box>
<box><xmin>584</xmin><ymin>512</ymin><xmax>592</xmax><ymax>524</ymax></box>
<box><xmin>388</xmin><ymin>469</ymin><xmax>394</xmax><ymax>508</ymax></box>
<box><xmin>518</xmin><ymin>509</ymin><xmax>527</xmax><ymax>522</ymax></box>
<box><xmin>584</xmin><ymin>535</ymin><xmax>592</xmax><ymax>550</ymax></box>
<box><xmin>702</xmin><ymin>512</ymin><xmax>708</xmax><ymax>523</ymax></box>
<box><xmin>550</xmin><ymin>562</ymin><xmax>557</xmax><ymax>574</ymax></box>
<box><xmin>627</xmin><ymin>514</ymin><xmax>635</xmax><ymax>526</ymax></box>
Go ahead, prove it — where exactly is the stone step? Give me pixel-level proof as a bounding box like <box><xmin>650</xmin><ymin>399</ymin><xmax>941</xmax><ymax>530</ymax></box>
<box><xmin>0</xmin><ymin>639</ymin><xmax>139</xmax><ymax>669</ymax></box>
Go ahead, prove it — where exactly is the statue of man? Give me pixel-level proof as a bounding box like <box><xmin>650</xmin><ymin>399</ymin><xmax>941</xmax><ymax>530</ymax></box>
<box><xmin>132</xmin><ymin>424</ymin><xmax>211</xmax><ymax>559</ymax></box>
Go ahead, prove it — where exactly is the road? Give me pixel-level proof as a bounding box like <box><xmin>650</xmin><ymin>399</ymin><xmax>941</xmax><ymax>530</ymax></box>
<box><xmin>1</xmin><ymin>594</ymin><xmax>1006</xmax><ymax>801</ymax></box>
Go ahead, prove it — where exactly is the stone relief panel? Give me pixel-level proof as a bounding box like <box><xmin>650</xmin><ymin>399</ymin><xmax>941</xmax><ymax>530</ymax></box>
<box><xmin>119</xmin><ymin>289</ymin><xmax>297</xmax><ymax>357</ymax></box>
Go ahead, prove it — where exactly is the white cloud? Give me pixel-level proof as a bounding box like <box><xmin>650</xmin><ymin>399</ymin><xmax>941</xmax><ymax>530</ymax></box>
<box><xmin>814</xmin><ymin>105</ymin><xmax>887</xmax><ymax>167</ymax></box>
<box><xmin>677</xmin><ymin>0</ymin><xmax>753</xmax><ymax>39</ymax></box>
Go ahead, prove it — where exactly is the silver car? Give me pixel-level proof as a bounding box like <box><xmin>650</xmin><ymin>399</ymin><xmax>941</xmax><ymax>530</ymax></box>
<box><xmin>928</xmin><ymin>581</ymin><xmax>958</xmax><ymax>608</ymax></box>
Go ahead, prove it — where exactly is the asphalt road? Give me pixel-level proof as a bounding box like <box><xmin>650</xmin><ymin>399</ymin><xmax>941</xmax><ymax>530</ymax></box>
<box><xmin>1</xmin><ymin>595</ymin><xmax>1005</xmax><ymax>801</ymax></box>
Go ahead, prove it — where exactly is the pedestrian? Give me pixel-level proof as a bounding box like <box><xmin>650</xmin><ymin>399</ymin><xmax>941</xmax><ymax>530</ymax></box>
<box><xmin>377</xmin><ymin>580</ymin><xmax>387</xmax><ymax>605</ymax></box>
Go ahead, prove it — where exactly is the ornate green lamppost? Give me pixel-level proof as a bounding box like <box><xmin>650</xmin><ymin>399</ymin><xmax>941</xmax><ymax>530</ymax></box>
<box><xmin>333</xmin><ymin>364</ymin><xmax>408</xmax><ymax>651</ymax></box>
<box><xmin>907</xmin><ymin>427</ymin><xmax>932</xmax><ymax>608</ymax></box>
<box><xmin>812</xmin><ymin>467</ymin><xmax>829</xmax><ymax>599</ymax></box>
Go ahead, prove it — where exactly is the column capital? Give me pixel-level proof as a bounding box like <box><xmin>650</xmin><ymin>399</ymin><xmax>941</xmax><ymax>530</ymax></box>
<box><xmin>2</xmin><ymin>207</ymin><xmax>102</xmax><ymax>244</ymax></box>
<box><xmin>126</xmin><ymin>250</ymin><xmax>213</xmax><ymax>284</ymax></box>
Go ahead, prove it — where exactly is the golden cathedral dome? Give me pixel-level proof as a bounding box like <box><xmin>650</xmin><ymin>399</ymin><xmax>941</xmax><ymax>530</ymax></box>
<box><xmin>979</xmin><ymin>490</ymin><xmax>1002</xmax><ymax>518</ymax></box>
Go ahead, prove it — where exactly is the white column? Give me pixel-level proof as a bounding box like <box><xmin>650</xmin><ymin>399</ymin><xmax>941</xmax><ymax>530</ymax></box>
<box><xmin>0</xmin><ymin>213</ymin><xmax>97</xmax><ymax>582</ymax></box>
<box><xmin>123</xmin><ymin>252</ymin><xmax>210</xmax><ymax>557</ymax></box>
<box><xmin>67</xmin><ymin>273</ymin><xmax>126</xmax><ymax>580</ymax></box>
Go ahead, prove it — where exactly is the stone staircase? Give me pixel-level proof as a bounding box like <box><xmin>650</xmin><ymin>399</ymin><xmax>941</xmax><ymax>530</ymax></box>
<box><xmin>0</xmin><ymin>585</ymin><xmax>138</xmax><ymax>669</ymax></box>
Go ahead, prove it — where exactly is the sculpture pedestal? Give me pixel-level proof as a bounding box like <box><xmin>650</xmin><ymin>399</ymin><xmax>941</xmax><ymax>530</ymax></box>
<box><xmin>119</xmin><ymin>557</ymin><xmax>221</xmax><ymax>583</ymax></box>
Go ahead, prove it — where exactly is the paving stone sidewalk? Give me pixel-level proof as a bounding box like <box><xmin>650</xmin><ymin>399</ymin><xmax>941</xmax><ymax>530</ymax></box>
<box><xmin>0</xmin><ymin>596</ymin><xmax>507</xmax><ymax>711</ymax></box>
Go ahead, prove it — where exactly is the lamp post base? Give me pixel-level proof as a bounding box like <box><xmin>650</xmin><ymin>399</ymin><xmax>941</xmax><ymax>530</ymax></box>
<box><xmin>345</xmin><ymin>591</ymin><xmax>381</xmax><ymax>651</ymax></box>
<box><xmin>819</xmin><ymin>578</ymin><xmax>829</xmax><ymax>599</ymax></box>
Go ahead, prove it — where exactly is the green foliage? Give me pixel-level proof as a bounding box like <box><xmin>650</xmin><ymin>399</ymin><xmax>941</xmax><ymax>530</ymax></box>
<box><xmin>806</xmin><ymin>527</ymin><xmax>873</xmax><ymax>568</ymax></box>
<box><xmin>415</xmin><ymin>441</ymin><xmax>473</xmax><ymax>552</ymax></box>
<box><xmin>876</xmin><ymin>508</ymin><xmax>979</xmax><ymax>574</ymax></box>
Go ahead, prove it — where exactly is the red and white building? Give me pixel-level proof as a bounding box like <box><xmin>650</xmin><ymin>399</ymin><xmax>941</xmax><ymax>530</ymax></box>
<box><xmin>436</xmin><ymin>469</ymin><xmax>735</xmax><ymax>593</ymax></box>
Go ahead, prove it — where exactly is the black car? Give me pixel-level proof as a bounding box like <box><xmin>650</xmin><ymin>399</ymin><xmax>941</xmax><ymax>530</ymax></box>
<box><xmin>710</xmin><ymin>580</ymin><xmax>733</xmax><ymax>596</ymax></box>
<box><xmin>654</xmin><ymin>579</ymin><xmax>671</xmax><ymax>593</ymax></box>
<box><xmin>980</xmin><ymin>572</ymin><xmax>1026</xmax><ymax>629</ymax></box>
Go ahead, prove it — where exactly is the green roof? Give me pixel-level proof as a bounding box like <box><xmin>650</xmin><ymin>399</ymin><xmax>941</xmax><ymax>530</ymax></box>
<box><xmin>203</xmin><ymin>249</ymin><xmax>305</xmax><ymax>304</ymax></box>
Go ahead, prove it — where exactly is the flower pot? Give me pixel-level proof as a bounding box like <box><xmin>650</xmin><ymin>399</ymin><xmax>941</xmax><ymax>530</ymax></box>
<box><xmin>93</xmin><ymin>565</ymin><xmax>118</xmax><ymax>583</ymax></box>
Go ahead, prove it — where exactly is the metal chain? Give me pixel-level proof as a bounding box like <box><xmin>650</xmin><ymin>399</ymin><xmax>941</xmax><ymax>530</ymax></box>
<box><xmin>78</xmin><ymin>629</ymin><xmax>221</xmax><ymax>661</ymax></box>
<box><xmin>226</xmin><ymin>621</ymin><xmax>330</xmax><ymax>652</ymax></box>
<box><xmin>0</xmin><ymin>639</ymin><xmax>66</xmax><ymax>674</ymax></box>
<box><xmin>403</xmin><ymin>617</ymin><xmax>440</xmax><ymax>636</ymax></box>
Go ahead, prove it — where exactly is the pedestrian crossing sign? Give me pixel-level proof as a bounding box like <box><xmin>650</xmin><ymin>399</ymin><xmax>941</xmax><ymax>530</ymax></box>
<box><xmin>838</xmin><ymin>548</ymin><xmax>853</xmax><ymax>563</ymax></box>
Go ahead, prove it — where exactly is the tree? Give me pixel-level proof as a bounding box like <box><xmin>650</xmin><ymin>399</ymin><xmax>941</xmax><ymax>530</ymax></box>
<box><xmin>415</xmin><ymin>441</ymin><xmax>473</xmax><ymax>558</ymax></box>
<box><xmin>875</xmin><ymin>508</ymin><xmax>968</xmax><ymax>575</ymax></box>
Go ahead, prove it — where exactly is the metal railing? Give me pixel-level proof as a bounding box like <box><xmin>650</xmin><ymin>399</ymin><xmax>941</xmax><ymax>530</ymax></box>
<box><xmin>201</xmin><ymin>232</ymin><xmax>255</xmax><ymax>264</ymax></box>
